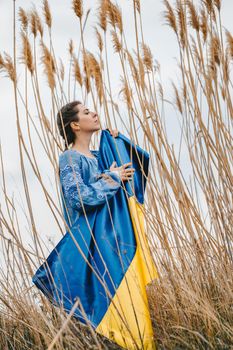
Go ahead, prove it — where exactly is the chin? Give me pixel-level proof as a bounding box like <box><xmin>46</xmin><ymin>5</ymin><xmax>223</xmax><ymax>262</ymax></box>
<box><xmin>93</xmin><ymin>125</ymin><xmax>101</xmax><ymax>132</ymax></box>
<box><xmin>96</xmin><ymin>124</ymin><xmax>101</xmax><ymax>131</ymax></box>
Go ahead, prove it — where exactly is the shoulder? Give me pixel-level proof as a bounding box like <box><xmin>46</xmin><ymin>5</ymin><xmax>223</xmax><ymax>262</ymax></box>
<box><xmin>90</xmin><ymin>150</ymin><xmax>100</xmax><ymax>158</ymax></box>
<box><xmin>59</xmin><ymin>149</ymin><xmax>82</xmax><ymax>170</ymax></box>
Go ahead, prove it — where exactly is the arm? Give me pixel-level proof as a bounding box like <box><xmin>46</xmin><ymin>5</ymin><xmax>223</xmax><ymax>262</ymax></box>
<box><xmin>59</xmin><ymin>160</ymin><xmax>121</xmax><ymax>212</ymax></box>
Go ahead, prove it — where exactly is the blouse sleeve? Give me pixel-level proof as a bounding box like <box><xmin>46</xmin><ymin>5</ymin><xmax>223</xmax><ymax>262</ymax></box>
<box><xmin>59</xmin><ymin>155</ymin><xmax>121</xmax><ymax>212</ymax></box>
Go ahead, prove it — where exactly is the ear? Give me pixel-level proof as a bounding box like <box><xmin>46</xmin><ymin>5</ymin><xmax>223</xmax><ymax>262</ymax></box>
<box><xmin>70</xmin><ymin>121</ymin><xmax>80</xmax><ymax>130</ymax></box>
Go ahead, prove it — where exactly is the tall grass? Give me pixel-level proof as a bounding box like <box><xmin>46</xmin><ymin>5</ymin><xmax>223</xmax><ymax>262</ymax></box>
<box><xmin>0</xmin><ymin>0</ymin><xmax>232</xmax><ymax>349</ymax></box>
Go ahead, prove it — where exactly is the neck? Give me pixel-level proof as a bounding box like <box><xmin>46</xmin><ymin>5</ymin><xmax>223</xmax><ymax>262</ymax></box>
<box><xmin>72</xmin><ymin>131</ymin><xmax>93</xmax><ymax>153</ymax></box>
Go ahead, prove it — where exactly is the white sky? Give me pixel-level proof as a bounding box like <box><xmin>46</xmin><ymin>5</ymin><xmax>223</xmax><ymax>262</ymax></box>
<box><xmin>0</xmin><ymin>1</ymin><xmax>233</xmax><ymax>260</ymax></box>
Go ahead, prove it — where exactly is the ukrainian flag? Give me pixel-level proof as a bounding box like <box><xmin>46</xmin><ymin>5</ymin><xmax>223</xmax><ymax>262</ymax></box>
<box><xmin>32</xmin><ymin>129</ymin><xmax>158</xmax><ymax>349</ymax></box>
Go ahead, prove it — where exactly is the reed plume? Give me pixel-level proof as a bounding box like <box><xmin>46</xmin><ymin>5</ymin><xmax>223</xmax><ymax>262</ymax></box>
<box><xmin>141</xmin><ymin>43</ymin><xmax>153</xmax><ymax>72</ymax></box>
<box><xmin>95</xmin><ymin>27</ymin><xmax>103</xmax><ymax>52</ymax></box>
<box><xmin>20</xmin><ymin>31</ymin><xmax>34</xmax><ymax>74</ymax></box>
<box><xmin>69</xmin><ymin>39</ymin><xmax>74</xmax><ymax>56</ymax></box>
<box><xmin>29</xmin><ymin>7</ymin><xmax>37</xmax><ymax>37</ymax></box>
<box><xmin>172</xmin><ymin>82</ymin><xmax>183</xmax><ymax>114</ymax></box>
<box><xmin>137</xmin><ymin>55</ymin><xmax>145</xmax><ymax>90</ymax></box>
<box><xmin>34</xmin><ymin>9</ymin><xmax>44</xmax><ymax>38</ymax></box>
<box><xmin>126</xmin><ymin>51</ymin><xmax>139</xmax><ymax>84</ymax></box>
<box><xmin>187</xmin><ymin>0</ymin><xmax>200</xmax><ymax>32</ymax></box>
<box><xmin>111</xmin><ymin>30</ymin><xmax>122</xmax><ymax>53</ymax></box>
<box><xmin>107</xmin><ymin>1</ymin><xmax>123</xmax><ymax>34</ymax></box>
<box><xmin>72</xmin><ymin>54</ymin><xmax>83</xmax><ymax>86</ymax></box>
<box><xmin>119</xmin><ymin>77</ymin><xmax>132</xmax><ymax>108</ymax></box>
<box><xmin>203</xmin><ymin>0</ymin><xmax>214</xmax><ymax>14</ymax></box>
<box><xmin>214</xmin><ymin>0</ymin><xmax>221</xmax><ymax>10</ymax></box>
<box><xmin>30</xmin><ymin>7</ymin><xmax>43</xmax><ymax>38</ymax></box>
<box><xmin>42</xmin><ymin>0</ymin><xmax>52</xmax><ymax>28</ymax></box>
<box><xmin>225</xmin><ymin>30</ymin><xmax>233</xmax><ymax>59</ymax></box>
<box><xmin>0</xmin><ymin>53</ymin><xmax>4</xmax><ymax>68</ymax></box>
<box><xmin>72</xmin><ymin>0</ymin><xmax>83</xmax><ymax>19</ymax></box>
<box><xmin>84</xmin><ymin>51</ymin><xmax>103</xmax><ymax>103</ymax></box>
<box><xmin>176</xmin><ymin>0</ymin><xmax>187</xmax><ymax>48</ymax></box>
<box><xmin>0</xmin><ymin>52</ymin><xmax>16</xmax><ymax>82</ymax></box>
<box><xmin>18</xmin><ymin>7</ymin><xmax>28</xmax><ymax>32</ymax></box>
<box><xmin>59</xmin><ymin>58</ymin><xmax>64</xmax><ymax>82</ymax></box>
<box><xmin>200</xmin><ymin>8</ymin><xmax>208</xmax><ymax>42</ymax></box>
<box><xmin>40</xmin><ymin>41</ymin><xmax>56</xmax><ymax>90</ymax></box>
<box><xmin>98</xmin><ymin>0</ymin><xmax>108</xmax><ymax>32</ymax></box>
<box><xmin>163</xmin><ymin>0</ymin><xmax>177</xmax><ymax>34</ymax></box>
<box><xmin>134</xmin><ymin>0</ymin><xmax>141</xmax><ymax>14</ymax></box>
<box><xmin>209</xmin><ymin>34</ymin><xmax>221</xmax><ymax>68</ymax></box>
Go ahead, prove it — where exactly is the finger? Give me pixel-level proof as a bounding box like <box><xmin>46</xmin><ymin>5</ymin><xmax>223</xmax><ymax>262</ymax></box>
<box><xmin>122</xmin><ymin>162</ymin><xmax>133</xmax><ymax>168</ymax></box>
<box><xmin>120</xmin><ymin>168</ymin><xmax>134</xmax><ymax>175</ymax></box>
<box><xmin>127</xmin><ymin>171</ymin><xmax>134</xmax><ymax>176</ymax></box>
<box><xmin>122</xmin><ymin>170</ymin><xmax>134</xmax><ymax>176</ymax></box>
<box><xmin>122</xmin><ymin>176</ymin><xmax>133</xmax><ymax>181</ymax></box>
<box><xmin>123</xmin><ymin>167</ymin><xmax>135</xmax><ymax>171</ymax></box>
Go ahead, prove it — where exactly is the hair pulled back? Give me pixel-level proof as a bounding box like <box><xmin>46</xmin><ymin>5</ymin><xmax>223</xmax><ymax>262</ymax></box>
<box><xmin>57</xmin><ymin>100</ymin><xmax>82</xmax><ymax>151</ymax></box>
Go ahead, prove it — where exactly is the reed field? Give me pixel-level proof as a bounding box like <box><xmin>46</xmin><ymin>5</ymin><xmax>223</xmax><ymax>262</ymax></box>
<box><xmin>0</xmin><ymin>0</ymin><xmax>232</xmax><ymax>349</ymax></box>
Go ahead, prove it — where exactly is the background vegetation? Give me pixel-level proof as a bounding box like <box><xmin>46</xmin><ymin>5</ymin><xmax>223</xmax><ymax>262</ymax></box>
<box><xmin>0</xmin><ymin>0</ymin><xmax>232</xmax><ymax>349</ymax></box>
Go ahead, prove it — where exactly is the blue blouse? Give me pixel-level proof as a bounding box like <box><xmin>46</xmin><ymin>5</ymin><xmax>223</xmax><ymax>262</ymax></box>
<box><xmin>59</xmin><ymin>149</ymin><xmax>121</xmax><ymax>228</ymax></box>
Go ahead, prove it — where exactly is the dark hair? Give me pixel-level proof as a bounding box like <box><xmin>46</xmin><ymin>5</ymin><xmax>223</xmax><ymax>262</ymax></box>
<box><xmin>57</xmin><ymin>100</ymin><xmax>82</xmax><ymax>151</ymax></box>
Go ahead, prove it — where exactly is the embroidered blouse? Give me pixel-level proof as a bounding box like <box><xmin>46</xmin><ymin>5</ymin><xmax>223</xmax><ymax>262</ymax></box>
<box><xmin>58</xmin><ymin>149</ymin><xmax>121</xmax><ymax>228</ymax></box>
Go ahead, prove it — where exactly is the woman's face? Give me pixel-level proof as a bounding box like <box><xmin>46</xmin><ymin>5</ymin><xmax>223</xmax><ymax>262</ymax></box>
<box><xmin>72</xmin><ymin>103</ymin><xmax>100</xmax><ymax>133</ymax></box>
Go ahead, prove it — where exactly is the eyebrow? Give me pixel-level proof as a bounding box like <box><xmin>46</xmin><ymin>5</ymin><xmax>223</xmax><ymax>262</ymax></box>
<box><xmin>84</xmin><ymin>108</ymin><xmax>89</xmax><ymax>112</ymax></box>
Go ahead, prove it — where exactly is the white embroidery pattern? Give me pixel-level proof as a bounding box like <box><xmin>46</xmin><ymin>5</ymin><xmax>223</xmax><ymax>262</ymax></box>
<box><xmin>59</xmin><ymin>161</ymin><xmax>121</xmax><ymax>210</ymax></box>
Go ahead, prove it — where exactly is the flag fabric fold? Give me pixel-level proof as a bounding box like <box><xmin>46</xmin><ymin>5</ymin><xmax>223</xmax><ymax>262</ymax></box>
<box><xmin>32</xmin><ymin>129</ymin><xmax>158</xmax><ymax>349</ymax></box>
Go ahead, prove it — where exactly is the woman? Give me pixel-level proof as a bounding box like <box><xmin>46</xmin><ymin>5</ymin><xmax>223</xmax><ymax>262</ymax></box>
<box><xmin>56</xmin><ymin>100</ymin><xmax>136</xmax><ymax>228</ymax></box>
<box><xmin>33</xmin><ymin>101</ymin><xmax>157</xmax><ymax>350</ymax></box>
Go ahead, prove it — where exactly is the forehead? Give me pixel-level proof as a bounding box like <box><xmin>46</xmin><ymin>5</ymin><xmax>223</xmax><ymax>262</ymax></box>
<box><xmin>77</xmin><ymin>104</ymin><xmax>88</xmax><ymax>112</ymax></box>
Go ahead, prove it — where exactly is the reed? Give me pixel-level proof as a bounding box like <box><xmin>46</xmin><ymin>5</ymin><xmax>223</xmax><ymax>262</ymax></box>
<box><xmin>0</xmin><ymin>0</ymin><xmax>232</xmax><ymax>349</ymax></box>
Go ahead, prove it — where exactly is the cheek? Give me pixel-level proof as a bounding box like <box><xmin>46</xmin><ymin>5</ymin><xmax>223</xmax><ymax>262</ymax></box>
<box><xmin>80</xmin><ymin>116</ymin><xmax>93</xmax><ymax>129</ymax></box>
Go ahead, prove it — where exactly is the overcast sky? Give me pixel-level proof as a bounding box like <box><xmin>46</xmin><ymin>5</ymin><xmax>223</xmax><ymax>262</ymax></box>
<box><xmin>0</xmin><ymin>1</ymin><xmax>233</xmax><ymax>261</ymax></box>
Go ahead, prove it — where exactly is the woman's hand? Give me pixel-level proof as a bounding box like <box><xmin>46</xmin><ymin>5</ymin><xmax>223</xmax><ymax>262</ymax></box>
<box><xmin>107</xmin><ymin>128</ymin><xmax>135</xmax><ymax>181</ymax></box>
<box><xmin>107</xmin><ymin>128</ymin><xmax>119</xmax><ymax>138</ymax></box>
<box><xmin>110</xmin><ymin>161</ymin><xmax>135</xmax><ymax>182</ymax></box>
